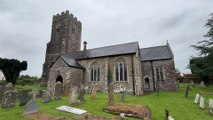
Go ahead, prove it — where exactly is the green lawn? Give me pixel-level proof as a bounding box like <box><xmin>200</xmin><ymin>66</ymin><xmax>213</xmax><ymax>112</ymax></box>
<box><xmin>0</xmin><ymin>84</ymin><xmax>213</xmax><ymax>120</ymax></box>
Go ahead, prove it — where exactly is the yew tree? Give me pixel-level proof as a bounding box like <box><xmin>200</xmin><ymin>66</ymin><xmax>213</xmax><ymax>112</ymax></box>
<box><xmin>0</xmin><ymin>58</ymin><xmax>27</xmax><ymax>85</ymax></box>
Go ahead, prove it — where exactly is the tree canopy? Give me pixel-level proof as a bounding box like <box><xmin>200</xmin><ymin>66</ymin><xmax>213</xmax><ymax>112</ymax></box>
<box><xmin>0</xmin><ymin>58</ymin><xmax>27</xmax><ymax>85</ymax></box>
<box><xmin>190</xmin><ymin>13</ymin><xmax>213</xmax><ymax>85</ymax></box>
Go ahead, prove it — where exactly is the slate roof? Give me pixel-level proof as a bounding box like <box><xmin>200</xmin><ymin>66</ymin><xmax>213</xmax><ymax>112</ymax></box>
<box><xmin>60</xmin><ymin>42</ymin><xmax>139</xmax><ymax>68</ymax></box>
<box><xmin>140</xmin><ymin>45</ymin><xmax>173</xmax><ymax>61</ymax></box>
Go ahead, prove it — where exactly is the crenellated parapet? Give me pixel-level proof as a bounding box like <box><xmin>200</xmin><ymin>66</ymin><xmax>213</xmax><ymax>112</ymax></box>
<box><xmin>53</xmin><ymin>10</ymin><xmax>81</xmax><ymax>27</ymax></box>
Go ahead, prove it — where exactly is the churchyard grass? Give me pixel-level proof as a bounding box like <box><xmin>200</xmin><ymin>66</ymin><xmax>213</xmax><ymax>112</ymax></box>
<box><xmin>0</xmin><ymin>84</ymin><xmax>213</xmax><ymax>120</ymax></box>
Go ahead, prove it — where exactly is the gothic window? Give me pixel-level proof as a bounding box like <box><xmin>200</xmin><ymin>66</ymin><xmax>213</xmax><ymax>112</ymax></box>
<box><xmin>90</xmin><ymin>64</ymin><xmax>100</xmax><ymax>81</ymax></box>
<box><xmin>115</xmin><ymin>62</ymin><xmax>127</xmax><ymax>81</ymax></box>
<box><xmin>154</xmin><ymin>67</ymin><xmax>165</xmax><ymax>81</ymax></box>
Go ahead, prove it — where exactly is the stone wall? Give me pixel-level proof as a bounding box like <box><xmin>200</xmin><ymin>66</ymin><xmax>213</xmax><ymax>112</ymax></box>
<box><xmin>48</xmin><ymin>57</ymin><xmax>83</xmax><ymax>93</ymax></box>
<box><xmin>77</xmin><ymin>53</ymin><xmax>143</xmax><ymax>94</ymax></box>
<box><xmin>141</xmin><ymin>59</ymin><xmax>178</xmax><ymax>91</ymax></box>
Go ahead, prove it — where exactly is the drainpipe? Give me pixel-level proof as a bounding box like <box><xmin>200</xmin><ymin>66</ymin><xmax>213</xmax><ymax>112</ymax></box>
<box><xmin>131</xmin><ymin>55</ymin><xmax>136</xmax><ymax>96</ymax></box>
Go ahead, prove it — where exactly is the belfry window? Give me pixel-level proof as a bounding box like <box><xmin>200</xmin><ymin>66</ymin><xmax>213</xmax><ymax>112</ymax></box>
<box><xmin>115</xmin><ymin>62</ymin><xmax>127</xmax><ymax>81</ymax></box>
<box><xmin>90</xmin><ymin>64</ymin><xmax>100</xmax><ymax>81</ymax></box>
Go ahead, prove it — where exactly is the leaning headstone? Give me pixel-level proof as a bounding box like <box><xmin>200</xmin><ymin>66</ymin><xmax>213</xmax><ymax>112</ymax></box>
<box><xmin>18</xmin><ymin>90</ymin><xmax>32</xmax><ymax>106</ymax></box>
<box><xmin>42</xmin><ymin>90</ymin><xmax>52</xmax><ymax>103</ymax></box>
<box><xmin>78</xmin><ymin>85</ymin><xmax>86</xmax><ymax>102</ymax></box>
<box><xmin>70</xmin><ymin>87</ymin><xmax>78</xmax><ymax>105</ymax></box>
<box><xmin>54</xmin><ymin>81</ymin><xmax>63</xmax><ymax>100</ymax></box>
<box><xmin>200</xmin><ymin>81</ymin><xmax>205</xmax><ymax>88</ymax></box>
<box><xmin>2</xmin><ymin>83</ymin><xmax>17</xmax><ymax>108</ymax></box>
<box><xmin>23</xmin><ymin>99</ymin><xmax>39</xmax><ymax>115</ymax></box>
<box><xmin>108</xmin><ymin>82</ymin><xmax>115</xmax><ymax>106</ymax></box>
<box><xmin>194</xmin><ymin>93</ymin><xmax>200</xmax><ymax>104</ymax></box>
<box><xmin>91</xmin><ymin>83</ymin><xmax>100</xmax><ymax>99</ymax></box>
<box><xmin>199</xmin><ymin>96</ymin><xmax>205</xmax><ymax>109</ymax></box>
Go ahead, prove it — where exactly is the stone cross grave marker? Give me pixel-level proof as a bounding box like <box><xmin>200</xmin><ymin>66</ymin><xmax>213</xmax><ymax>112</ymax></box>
<box><xmin>23</xmin><ymin>99</ymin><xmax>39</xmax><ymax>115</ymax></box>
<box><xmin>70</xmin><ymin>86</ymin><xmax>78</xmax><ymax>105</ymax></box>
<box><xmin>42</xmin><ymin>90</ymin><xmax>52</xmax><ymax>103</ymax></box>
<box><xmin>199</xmin><ymin>96</ymin><xmax>205</xmax><ymax>109</ymax></box>
<box><xmin>18</xmin><ymin>90</ymin><xmax>32</xmax><ymax>106</ymax></box>
<box><xmin>91</xmin><ymin>83</ymin><xmax>100</xmax><ymax>99</ymax></box>
<box><xmin>78</xmin><ymin>85</ymin><xmax>86</xmax><ymax>102</ymax></box>
<box><xmin>54</xmin><ymin>81</ymin><xmax>63</xmax><ymax>100</ymax></box>
<box><xmin>194</xmin><ymin>93</ymin><xmax>200</xmax><ymax>104</ymax></box>
<box><xmin>2</xmin><ymin>83</ymin><xmax>17</xmax><ymax>108</ymax></box>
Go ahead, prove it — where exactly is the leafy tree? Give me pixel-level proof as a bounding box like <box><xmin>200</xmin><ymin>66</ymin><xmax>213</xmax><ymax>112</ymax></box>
<box><xmin>0</xmin><ymin>58</ymin><xmax>27</xmax><ymax>85</ymax></box>
<box><xmin>190</xmin><ymin>13</ymin><xmax>213</xmax><ymax>85</ymax></box>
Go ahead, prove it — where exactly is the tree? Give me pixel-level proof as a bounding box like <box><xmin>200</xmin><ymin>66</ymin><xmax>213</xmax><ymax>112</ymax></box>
<box><xmin>190</xmin><ymin>13</ymin><xmax>213</xmax><ymax>85</ymax></box>
<box><xmin>0</xmin><ymin>58</ymin><xmax>27</xmax><ymax>85</ymax></box>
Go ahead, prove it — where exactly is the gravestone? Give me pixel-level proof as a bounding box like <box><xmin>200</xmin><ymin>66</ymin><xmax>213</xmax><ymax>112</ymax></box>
<box><xmin>54</xmin><ymin>81</ymin><xmax>63</xmax><ymax>100</ymax></box>
<box><xmin>210</xmin><ymin>99</ymin><xmax>213</xmax><ymax>114</ymax></box>
<box><xmin>63</xmin><ymin>81</ymin><xmax>71</xmax><ymax>96</ymax></box>
<box><xmin>108</xmin><ymin>82</ymin><xmax>115</xmax><ymax>106</ymax></box>
<box><xmin>0</xmin><ymin>85</ymin><xmax>4</xmax><ymax>103</ymax></box>
<box><xmin>78</xmin><ymin>85</ymin><xmax>86</xmax><ymax>102</ymax></box>
<box><xmin>199</xmin><ymin>96</ymin><xmax>205</xmax><ymax>109</ymax></box>
<box><xmin>23</xmin><ymin>99</ymin><xmax>39</xmax><ymax>115</ymax></box>
<box><xmin>70</xmin><ymin>87</ymin><xmax>78</xmax><ymax>105</ymax></box>
<box><xmin>42</xmin><ymin>90</ymin><xmax>52</xmax><ymax>103</ymax></box>
<box><xmin>120</xmin><ymin>87</ymin><xmax>127</xmax><ymax>102</ymax></box>
<box><xmin>200</xmin><ymin>81</ymin><xmax>205</xmax><ymax>88</ymax></box>
<box><xmin>2</xmin><ymin>83</ymin><xmax>17</xmax><ymax>108</ymax></box>
<box><xmin>185</xmin><ymin>85</ymin><xmax>190</xmax><ymax>98</ymax></box>
<box><xmin>190</xmin><ymin>80</ymin><xmax>195</xmax><ymax>87</ymax></box>
<box><xmin>209</xmin><ymin>99</ymin><xmax>213</xmax><ymax>108</ymax></box>
<box><xmin>91</xmin><ymin>83</ymin><xmax>100</xmax><ymax>99</ymax></box>
<box><xmin>18</xmin><ymin>90</ymin><xmax>32</xmax><ymax>106</ymax></box>
<box><xmin>194</xmin><ymin>93</ymin><xmax>200</xmax><ymax>104</ymax></box>
<box><xmin>56</xmin><ymin>106</ymin><xmax>87</xmax><ymax>115</ymax></box>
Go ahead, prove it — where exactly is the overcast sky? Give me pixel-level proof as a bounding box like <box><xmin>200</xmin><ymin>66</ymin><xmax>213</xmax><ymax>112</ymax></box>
<box><xmin>0</xmin><ymin>0</ymin><xmax>213</xmax><ymax>77</ymax></box>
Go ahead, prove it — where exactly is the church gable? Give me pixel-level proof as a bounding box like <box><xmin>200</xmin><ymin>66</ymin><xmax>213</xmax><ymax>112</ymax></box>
<box><xmin>50</xmin><ymin>57</ymin><xmax>69</xmax><ymax>69</ymax></box>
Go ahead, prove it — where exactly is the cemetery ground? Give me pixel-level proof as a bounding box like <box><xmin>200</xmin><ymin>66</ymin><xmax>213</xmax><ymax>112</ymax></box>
<box><xmin>0</xmin><ymin>84</ymin><xmax>213</xmax><ymax>120</ymax></box>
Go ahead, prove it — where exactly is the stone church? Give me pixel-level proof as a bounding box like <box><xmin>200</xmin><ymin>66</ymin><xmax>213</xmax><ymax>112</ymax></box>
<box><xmin>41</xmin><ymin>11</ymin><xmax>178</xmax><ymax>95</ymax></box>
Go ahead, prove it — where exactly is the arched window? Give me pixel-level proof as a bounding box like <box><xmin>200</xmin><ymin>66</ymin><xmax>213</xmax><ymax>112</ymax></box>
<box><xmin>90</xmin><ymin>64</ymin><xmax>100</xmax><ymax>81</ymax></box>
<box><xmin>115</xmin><ymin>62</ymin><xmax>127</xmax><ymax>81</ymax></box>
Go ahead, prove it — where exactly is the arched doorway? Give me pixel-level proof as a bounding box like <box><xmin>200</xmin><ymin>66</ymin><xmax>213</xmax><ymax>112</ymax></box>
<box><xmin>56</xmin><ymin>75</ymin><xmax>63</xmax><ymax>84</ymax></box>
<box><xmin>145</xmin><ymin>77</ymin><xmax>150</xmax><ymax>89</ymax></box>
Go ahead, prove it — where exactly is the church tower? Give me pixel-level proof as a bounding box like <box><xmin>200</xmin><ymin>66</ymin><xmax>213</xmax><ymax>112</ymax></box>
<box><xmin>41</xmin><ymin>10</ymin><xmax>82</xmax><ymax>86</ymax></box>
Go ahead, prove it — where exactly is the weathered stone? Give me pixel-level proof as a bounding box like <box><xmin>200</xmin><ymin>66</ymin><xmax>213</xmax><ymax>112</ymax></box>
<box><xmin>199</xmin><ymin>96</ymin><xmax>205</xmax><ymax>109</ymax></box>
<box><xmin>23</xmin><ymin>99</ymin><xmax>39</xmax><ymax>115</ymax></box>
<box><xmin>200</xmin><ymin>81</ymin><xmax>205</xmax><ymax>88</ymax></box>
<box><xmin>69</xmin><ymin>87</ymin><xmax>78</xmax><ymax>105</ymax></box>
<box><xmin>42</xmin><ymin>90</ymin><xmax>52</xmax><ymax>103</ymax></box>
<box><xmin>2</xmin><ymin>83</ymin><xmax>17</xmax><ymax>108</ymax></box>
<box><xmin>78</xmin><ymin>85</ymin><xmax>86</xmax><ymax>102</ymax></box>
<box><xmin>54</xmin><ymin>81</ymin><xmax>63</xmax><ymax>100</ymax></box>
<box><xmin>18</xmin><ymin>90</ymin><xmax>31</xmax><ymax>106</ymax></box>
<box><xmin>194</xmin><ymin>93</ymin><xmax>200</xmax><ymax>104</ymax></box>
<box><xmin>56</xmin><ymin>106</ymin><xmax>87</xmax><ymax>115</ymax></box>
<box><xmin>209</xmin><ymin>98</ymin><xmax>213</xmax><ymax>114</ymax></box>
<box><xmin>63</xmin><ymin>81</ymin><xmax>71</xmax><ymax>96</ymax></box>
<box><xmin>108</xmin><ymin>83</ymin><xmax>114</xmax><ymax>106</ymax></box>
<box><xmin>91</xmin><ymin>83</ymin><xmax>100</xmax><ymax>99</ymax></box>
<box><xmin>0</xmin><ymin>85</ymin><xmax>4</xmax><ymax>103</ymax></box>
<box><xmin>120</xmin><ymin>87</ymin><xmax>127</xmax><ymax>102</ymax></box>
<box><xmin>185</xmin><ymin>85</ymin><xmax>190</xmax><ymax>98</ymax></box>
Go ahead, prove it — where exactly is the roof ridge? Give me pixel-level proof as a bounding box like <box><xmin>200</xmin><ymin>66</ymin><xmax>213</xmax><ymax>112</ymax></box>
<box><xmin>87</xmin><ymin>41</ymin><xmax>138</xmax><ymax>51</ymax></box>
<box><xmin>140</xmin><ymin>44</ymin><xmax>167</xmax><ymax>50</ymax></box>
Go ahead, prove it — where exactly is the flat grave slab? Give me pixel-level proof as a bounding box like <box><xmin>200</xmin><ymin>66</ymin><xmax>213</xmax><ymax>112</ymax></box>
<box><xmin>56</xmin><ymin>106</ymin><xmax>87</xmax><ymax>115</ymax></box>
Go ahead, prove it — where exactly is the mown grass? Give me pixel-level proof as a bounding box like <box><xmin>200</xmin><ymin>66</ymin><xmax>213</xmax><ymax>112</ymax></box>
<box><xmin>0</xmin><ymin>84</ymin><xmax>213</xmax><ymax>120</ymax></box>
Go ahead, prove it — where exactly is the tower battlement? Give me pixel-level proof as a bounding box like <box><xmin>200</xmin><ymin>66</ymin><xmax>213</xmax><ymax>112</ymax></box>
<box><xmin>53</xmin><ymin>10</ymin><xmax>81</xmax><ymax>27</ymax></box>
